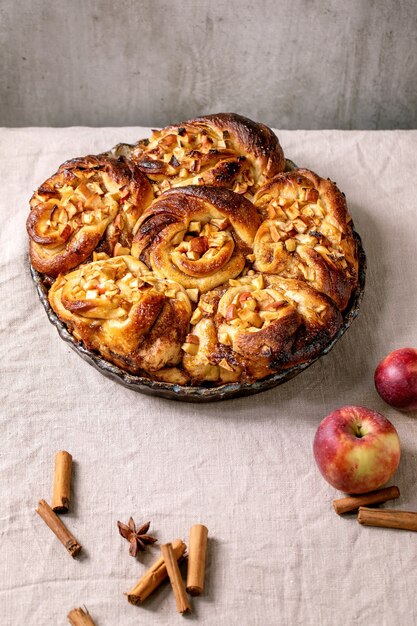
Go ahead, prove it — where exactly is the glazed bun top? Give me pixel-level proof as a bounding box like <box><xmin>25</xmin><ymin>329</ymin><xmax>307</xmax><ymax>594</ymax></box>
<box><xmin>131</xmin><ymin>112</ymin><xmax>285</xmax><ymax>196</ymax></box>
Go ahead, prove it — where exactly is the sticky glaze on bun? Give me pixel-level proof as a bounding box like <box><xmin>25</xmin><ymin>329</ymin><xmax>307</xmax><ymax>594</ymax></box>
<box><xmin>131</xmin><ymin>185</ymin><xmax>261</xmax><ymax>293</ymax></box>
<box><xmin>48</xmin><ymin>255</ymin><xmax>192</xmax><ymax>375</ymax></box>
<box><xmin>182</xmin><ymin>273</ymin><xmax>342</xmax><ymax>383</ymax></box>
<box><xmin>253</xmin><ymin>169</ymin><xmax>358</xmax><ymax>309</ymax></box>
<box><xmin>131</xmin><ymin>113</ymin><xmax>285</xmax><ymax>196</ymax></box>
<box><xmin>27</xmin><ymin>155</ymin><xmax>153</xmax><ymax>276</ymax></box>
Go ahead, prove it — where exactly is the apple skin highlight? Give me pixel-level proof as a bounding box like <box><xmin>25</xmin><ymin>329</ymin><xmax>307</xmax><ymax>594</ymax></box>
<box><xmin>313</xmin><ymin>406</ymin><xmax>401</xmax><ymax>494</ymax></box>
<box><xmin>375</xmin><ymin>348</ymin><xmax>417</xmax><ymax>411</ymax></box>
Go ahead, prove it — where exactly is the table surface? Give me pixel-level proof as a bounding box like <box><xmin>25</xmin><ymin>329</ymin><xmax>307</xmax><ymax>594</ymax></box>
<box><xmin>1</xmin><ymin>127</ymin><xmax>417</xmax><ymax>626</ymax></box>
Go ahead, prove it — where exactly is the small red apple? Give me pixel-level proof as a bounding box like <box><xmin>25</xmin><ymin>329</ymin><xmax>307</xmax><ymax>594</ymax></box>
<box><xmin>375</xmin><ymin>348</ymin><xmax>417</xmax><ymax>411</ymax></box>
<box><xmin>313</xmin><ymin>406</ymin><xmax>400</xmax><ymax>494</ymax></box>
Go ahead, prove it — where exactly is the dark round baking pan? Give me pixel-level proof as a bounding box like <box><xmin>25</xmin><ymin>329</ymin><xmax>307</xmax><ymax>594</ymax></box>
<box><xmin>29</xmin><ymin>156</ymin><xmax>366</xmax><ymax>402</ymax></box>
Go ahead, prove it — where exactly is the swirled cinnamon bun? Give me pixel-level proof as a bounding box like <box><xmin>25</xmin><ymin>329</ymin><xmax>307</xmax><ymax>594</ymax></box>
<box><xmin>27</xmin><ymin>155</ymin><xmax>153</xmax><ymax>276</ymax></box>
<box><xmin>131</xmin><ymin>186</ymin><xmax>261</xmax><ymax>293</ymax></box>
<box><xmin>131</xmin><ymin>113</ymin><xmax>285</xmax><ymax>196</ymax></box>
<box><xmin>253</xmin><ymin>169</ymin><xmax>358</xmax><ymax>310</ymax></box>
<box><xmin>183</xmin><ymin>273</ymin><xmax>342</xmax><ymax>382</ymax></box>
<box><xmin>48</xmin><ymin>255</ymin><xmax>192</xmax><ymax>374</ymax></box>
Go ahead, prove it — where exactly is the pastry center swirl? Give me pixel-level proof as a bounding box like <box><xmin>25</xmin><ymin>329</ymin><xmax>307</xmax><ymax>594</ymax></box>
<box><xmin>170</xmin><ymin>219</ymin><xmax>235</xmax><ymax>277</ymax></box>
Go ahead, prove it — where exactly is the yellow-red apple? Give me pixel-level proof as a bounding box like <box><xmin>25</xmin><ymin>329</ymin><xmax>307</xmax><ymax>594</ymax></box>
<box><xmin>313</xmin><ymin>406</ymin><xmax>400</xmax><ymax>494</ymax></box>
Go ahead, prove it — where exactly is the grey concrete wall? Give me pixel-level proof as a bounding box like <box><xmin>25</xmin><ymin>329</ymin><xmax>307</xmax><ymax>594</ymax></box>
<box><xmin>1</xmin><ymin>0</ymin><xmax>417</xmax><ymax>129</ymax></box>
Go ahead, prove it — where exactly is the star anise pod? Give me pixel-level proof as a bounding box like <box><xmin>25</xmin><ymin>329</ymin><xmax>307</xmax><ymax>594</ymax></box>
<box><xmin>117</xmin><ymin>517</ymin><xmax>157</xmax><ymax>557</ymax></box>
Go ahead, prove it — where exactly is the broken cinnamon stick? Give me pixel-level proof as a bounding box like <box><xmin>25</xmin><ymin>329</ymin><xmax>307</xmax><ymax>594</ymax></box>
<box><xmin>186</xmin><ymin>524</ymin><xmax>208</xmax><ymax>596</ymax></box>
<box><xmin>358</xmin><ymin>507</ymin><xmax>417</xmax><ymax>531</ymax></box>
<box><xmin>161</xmin><ymin>543</ymin><xmax>191</xmax><ymax>614</ymax></box>
<box><xmin>67</xmin><ymin>607</ymin><xmax>96</xmax><ymax>625</ymax></box>
<box><xmin>126</xmin><ymin>538</ymin><xmax>186</xmax><ymax>605</ymax></box>
<box><xmin>36</xmin><ymin>499</ymin><xmax>82</xmax><ymax>557</ymax></box>
<box><xmin>52</xmin><ymin>450</ymin><xmax>73</xmax><ymax>513</ymax></box>
<box><xmin>333</xmin><ymin>485</ymin><xmax>400</xmax><ymax>515</ymax></box>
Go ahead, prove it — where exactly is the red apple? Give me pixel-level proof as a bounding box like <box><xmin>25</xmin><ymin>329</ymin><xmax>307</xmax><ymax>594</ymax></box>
<box><xmin>375</xmin><ymin>348</ymin><xmax>417</xmax><ymax>411</ymax></box>
<box><xmin>313</xmin><ymin>406</ymin><xmax>400</xmax><ymax>494</ymax></box>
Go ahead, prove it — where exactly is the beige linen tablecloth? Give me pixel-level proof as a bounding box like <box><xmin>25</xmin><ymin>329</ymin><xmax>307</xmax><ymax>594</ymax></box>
<box><xmin>1</xmin><ymin>127</ymin><xmax>417</xmax><ymax>626</ymax></box>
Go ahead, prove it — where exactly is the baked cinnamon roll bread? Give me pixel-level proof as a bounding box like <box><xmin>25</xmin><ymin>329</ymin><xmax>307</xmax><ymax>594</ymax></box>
<box><xmin>48</xmin><ymin>255</ymin><xmax>192</xmax><ymax>374</ymax></box>
<box><xmin>132</xmin><ymin>186</ymin><xmax>261</xmax><ymax>293</ymax></box>
<box><xmin>27</xmin><ymin>155</ymin><xmax>153</xmax><ymax>276</ymax></box>
<box><xmin>253</xmin><ymin>169</ymin><xmax>358</xmax><ymax>310</ymax></box>
<box><xmin>131</xmin><ymin>113</ymin><xmax>285</xmax><ymax>196</ymax></box>
<box><xmin>29</xmin><ymin>113</ymin><xmax>362</xmax><ymax>389</ymax></box>
<box><xmin>182</xmin><ymin>273</ymin><xmax>342</xmax><ymax>383</ymax></box>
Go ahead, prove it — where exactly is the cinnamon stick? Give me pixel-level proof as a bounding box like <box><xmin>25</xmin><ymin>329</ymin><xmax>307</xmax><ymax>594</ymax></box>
<box><xmin>67</xmin><ymin>607</ymin><xmax>96</xmax><ymax>625</ymax></box>
<box><xmin>186</xmin><ymin>524</ymin><xmax>208</xmax><ymax>596</ymax></box>
<box><xmin>36</xmin><ymin>499</ymin><xmax>82</xmax><ymax>557</ymax></box>
<box><xmin>161</xmin><ymin>543</ymin><xmax>191</xmax><ymax>614</ymax></box>
<box><xmin>52</xmin><ymin>450</ymin><xmax>73</xmax><ymax>513</ymax></box>
<box><xmin>126</xmin><ymin>538</ymin><xmax>186</xmax><ymax>605</ymax></box>
<box><xmin>358</xmin><ymin>507</ymin><xmax>417</xmax><ymax>531</ymax></box>
<box><xmin>333</xmin><ymin>486</ymin><xmax>400</xmax><ymax>515</ymax></box>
